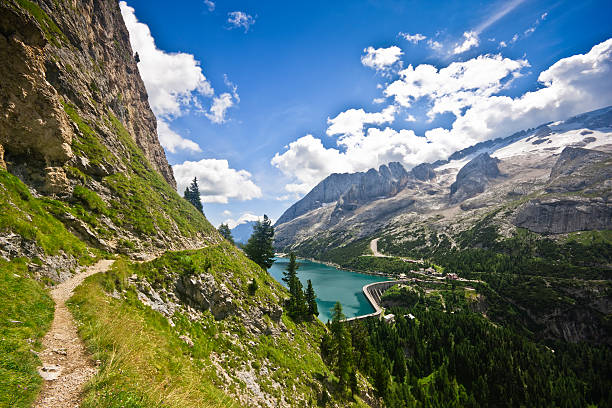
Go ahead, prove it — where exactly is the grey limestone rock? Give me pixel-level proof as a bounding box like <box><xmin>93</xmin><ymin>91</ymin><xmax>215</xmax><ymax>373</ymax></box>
<box><xmin>449</xmin><ymin>153</ymin><xmax>501</xmax><ymax>204</ymax></box>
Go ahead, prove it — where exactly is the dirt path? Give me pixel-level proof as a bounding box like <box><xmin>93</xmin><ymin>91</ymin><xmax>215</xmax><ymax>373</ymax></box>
<box><xmin>34</xmin><ymin>259</ymin><xmax>115</xmax><ymax>408</ymax></box>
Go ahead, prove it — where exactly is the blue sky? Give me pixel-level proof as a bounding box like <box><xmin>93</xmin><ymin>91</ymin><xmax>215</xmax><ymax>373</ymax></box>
<box><xmin>119</xmin><ymin>0</ymin><xmax>612</xmax><ymax>228</ymax></box>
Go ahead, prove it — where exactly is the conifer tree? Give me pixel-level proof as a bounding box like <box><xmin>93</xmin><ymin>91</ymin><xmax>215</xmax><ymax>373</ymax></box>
<box><xmin>217</xmin><ymin>223</ymin><xmax>234</xmax><ymax>245</ymax></box>
<box><xmin>305</xmin><ymin>279</ymin><xmax>318</xmax><ymax>317</ymax></box>
<box><xmin>184</xmin><ymin>177</ymin><xmax>204</xmax><ymax>214</ymax></box>
<box><xmin>330</xmin><ymin>302</ymin><xmax>354</xmax><ymax>391</ymax></box>
<box><xmin>244</xmin><ymin>215</ymin><xmax>275</xmax><ymax>270</ymax></box>
<box><xmin>283</xmin><ymin>252</ymin><xmax>307</xmax><ymax>320</ymax></box>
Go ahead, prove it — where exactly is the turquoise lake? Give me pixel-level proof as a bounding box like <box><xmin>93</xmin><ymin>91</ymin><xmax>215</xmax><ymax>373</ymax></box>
<box><xmin>268</xmin><ymin>257</ymin><xmax>388</xmax><ymax>322</ymax></box>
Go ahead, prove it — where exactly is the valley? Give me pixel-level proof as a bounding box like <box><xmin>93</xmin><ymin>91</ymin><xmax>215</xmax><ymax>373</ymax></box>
<box><xmin>0</xmin><ymin>0</ymin><xmax>610</xmax><ymax>407</ymax></box>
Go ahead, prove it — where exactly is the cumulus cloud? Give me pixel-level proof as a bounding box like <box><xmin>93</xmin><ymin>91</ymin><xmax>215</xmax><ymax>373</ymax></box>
<box><xmin>228</xmin><ymin>11</ymin><xmax>256</xmax><ymax>32</ymax></box>
<box><xmin>205</xmin><ymin>93</ymin><xmax>235</xmax><ymax>124</ymax></box>
<box><xmin>204</xmin><ymin>0</ymin><xmax>215</xmax><ymax>12</ymax></box>
<box><xmin>440</xmin><ymin>38</ymin><xmax>612</xmax><ymax>144</ymax></box>
<box><xmin>399</xmin><ymin>32</ymin><xmax>427</xmax><ymax>44</ymax></box>
<box><xmin>121</xmin><ymin>1</ymin><xmax>217</xmax><ymax>152</ymax></box>
<box><xmin>120</xmin><ymin>2</ymin><xmax>213</xmax><ymax>119</ymax></box>
<box><xmin>384</xmin><ymin>54</ymin><xmax>529</xmax><ymax>117</ymax></box>
<box><xmin>157</xmin><ymin>121</ymin><xmax>201</xmax><ymax>153</ymax></box>
<box><xmin>452</xmin><ymin>31</ymin><xmax>480</xmax><ymax>54</ymax></box>
<box><xmin>271</xmin><ymin>135</ymin><xmax>350</xmax><ymax>194</ymax></box>
<box><xmin>326</xmin><ymin>105</ymin><xmax>396</xmax><ymax>138</ymax></box>
<box><xmin>173</xmin><ymin>159</ymin><xmax>262</xmax><ymax>203</ymax></box>
<box><xmin>273</xmin><ymin>38</ymin><xmax>612</xmax><ymax>195</ymax></box>
<box><xmin>361</xmin><ymin>46</ymin><xmax>404</xmax><ymax>72</ymax></box>
<box><xmin>271</xmin><ymin>127</ymin><xmax>458</xmax><ymax>194</ymax></box>
<box><xmin>224</xmin><ymin>213</ymin><xmax>262</xmax><ymax>229</ymax></box>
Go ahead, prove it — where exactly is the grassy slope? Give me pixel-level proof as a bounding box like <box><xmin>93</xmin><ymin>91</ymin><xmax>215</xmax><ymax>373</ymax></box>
<box><xmin>63</xmin><ymin>103</ymin><xmax>217</xmax><ymax>243</ymax></box>
<box><xmin>68</xmin><ymin>245</ymin><xmax>350</xmax><ymax>407</ymax></box>
<box><xmin>0</xmin><ymin>259</ymin><xmax>54</xmax><ymax>408</ymax></box>
<box><xmin>0</xmin><ymin>170</ymin><xmax>93</xmax><ymax>264</ymax></box>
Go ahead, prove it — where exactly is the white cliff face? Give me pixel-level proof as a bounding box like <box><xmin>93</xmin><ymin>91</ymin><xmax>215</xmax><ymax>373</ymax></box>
<box><xmin>274</xmin><ymin>106</ymin><xmax>612</xmax><ymax>251</ymax></box>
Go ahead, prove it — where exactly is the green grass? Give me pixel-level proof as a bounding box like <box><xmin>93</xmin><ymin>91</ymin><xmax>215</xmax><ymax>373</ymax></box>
<box><xmin>63</xmin><ymin>102</ymin><xmax>117</xmax><ymax>168</ymax></box>
<box><xmin>13</xmin><ymin>0</ymin><xmax>68</xmax><ymax>47</ymax></box>
<box><xmin>60</xmin><ymin>105</ymin><xmax>217</xmax><ymax>241</ymax></box>
<box><xmin>0</xmin><ymin>170</ymin><xmax>92</xmax><ymax>260</ymax></box>
<box><xmin>0</xmin><ymin>258</ymin><xmax>54</xmax><ymax>408</ymax></box>
<box><xmin>68</xmin><ymin>261</ymin><xmax>236</xmax><ymax>408</ymax></box>
<box><xmin>68</xmin><ymin>247</ymin><xmax>346</xmax><ymax>407</ymax></box>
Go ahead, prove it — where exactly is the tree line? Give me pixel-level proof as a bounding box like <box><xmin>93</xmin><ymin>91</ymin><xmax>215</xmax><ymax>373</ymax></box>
<box><xmin>320</xmin><ymin>307</ymin><xmax>612</xmax><ymax>407</ymax></box>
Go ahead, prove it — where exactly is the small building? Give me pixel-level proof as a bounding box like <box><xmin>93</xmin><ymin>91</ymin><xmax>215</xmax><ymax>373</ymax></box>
<box><xmin>383</xmin><ymin>314</ymin><xmax>395</xmax><ymax>324</ymax></box>
<box><xmin>447</xmin><ymin>273</ymin><xmax>459</xmax><ymax>280</ymax></box>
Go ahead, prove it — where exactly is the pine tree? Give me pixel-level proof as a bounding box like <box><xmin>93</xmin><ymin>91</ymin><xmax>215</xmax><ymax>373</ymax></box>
<box><xmin>305</xmin><ymin>279</ymin><xmax>318</xmax><ymax>317</ymax></box>
<box><xmin>330</xmin><ymin>302</ymin><xmax>354</xmax><ymax>391</ymax></box>
<box><xmin>217</xmin><ymin>223</ymin><xmax>234</xmax><ymax>245</ymax></box>
<box><xmin>184</xmin><ymin>177</ymin><xmax>204</xmax><ymax>214</ymax></box>
<box><xmin>283</xmin><ymin>252</ymin><xmax>307</xmax><ymax>320</ymax></box>
<box><xmin>244</xmin><ymin>214</ymin><xmax>275</xmax><ymax>270</ymax></box>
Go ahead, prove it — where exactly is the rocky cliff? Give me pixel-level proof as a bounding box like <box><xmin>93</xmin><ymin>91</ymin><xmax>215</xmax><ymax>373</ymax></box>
<box><xmin>0</xmin><ymin>0</ymin><xmax>215</xmax><ymax>273</ymax></box>
<box><xmin>513</xmin><ymin>146</ymin><xmax>612</xmax><ymax>233</ymax></box>
<box><xmin>449</xmin><ymin>153</ymin><xmax>501</xmax><ymax>204</ymax></box>
<box><xmin>276</xmin><ymin>161</ymin><xmax>431</xmax><ymax>226</ymax></box>
<box><xmin>1</xmin><ymin>0</ymin><xmax>174</xmax><ymax>187</ymax></box>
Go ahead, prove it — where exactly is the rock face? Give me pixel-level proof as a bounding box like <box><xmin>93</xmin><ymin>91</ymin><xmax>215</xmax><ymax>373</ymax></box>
<box><xmin>0</xmin><ymin>0</ymin><xmax>221</xmax><ymax>279</ymax></box>
<box><xmin>547</xmin><ymin>147</ymin><xmax>612</xmax><ymax>192</ymax></box>
<box><xmin>276</xmin><ymin>162</ymin><xmax>410</xmax><ymax>225</ymax></box>
<box><xmin>175</xmin><ymin>273</ymin><xmax>235</xmax><ymax>320</ymax></box>
<box><xmin>513</xmin><ymin>197</ymin><xmax>612</xmax><ymax>234</ymax></box>
<box><xmin>410</xmin><ymin>163</ymin><xmax>436</xmax><ymax>181</ymax></box>
<box><xmin>449</xmin><ymin>153</ymin><xmax>501</xmax><ymax>204</ymax></box>
<box><xmin>275</xmin><ymin>172</ymin><xmax>363</xmax><ymax>225</ymax></box>
<box><xmin>513</xmin><ymin>146</ymin><xmax>612</xmax><ymax>234</ymax></box>
<box><xmin>0</xmin><ymin>0</ymin><xmax>175</xmax><ymax>188</ymax></box>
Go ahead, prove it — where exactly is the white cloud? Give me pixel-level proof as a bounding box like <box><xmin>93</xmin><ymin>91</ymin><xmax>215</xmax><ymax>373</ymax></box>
<box><xmin>223</xmin><ymin>74</ymin><xmax>240</xmax><ymax>102</ymax></box>
<box><xmin>204</xmin><ymin>0</ymin><xmax>215</xmax><ymax>12</ymax></box>
<box><xmin>227</xmin><ymin>11</ymin><xmax>255</xmax><ymax>32</ymax></box>
<box><xmin>499</xmin><ymin>40</ymin><xmax>507</xmax><ymax>48</ymax></box>
<box><xmin>452</xmin><ymin>31</ymin><xmax>480</xmax><ymax>54</ymax></box>
<box><xmin>121</xmin><ymin>1</ymin><xmax>217</xmax><ymax>152</ymax></box>
<box><xmin>326</xmin><ymin>105</ymin><xmax>396</xmax><ymax>138</ymax></box>
<box><xmin>373</xmin><ymin>97</ymin><xmax>386</xmax><ymax>104</ymax></box>
<box><xmin>173</xmin><ymin>159</ymin><xmax>262</xmax><ymax>203</ymax></box>
<box><xmin>271</xmin><ymin>135</ymin><xmax>351</xmax><ymax>194</ymax></box>
<box><xmin>157</xmin><ymin>120</ymin><xmax>201</xmax><ymax>153</ymax></box>
<box><xmin>406</xmin><ymin>114</ymin><xmax>416</xmax><ymax>122</ymax></box>
<box><xmin>222</xmin><ymin>210</ymin><xmax>232</xmax><ymax>216</ymax></box>
<box><xmin>273</xmin><ymin>38</ymin><xmax>612</xmax><ymax>195</ymax></box>
<box><xmin>205</xmin><ymin>93</ymin><xmax>235</xmax><ymax>124</ymax></box>
<box><xmin>361</xmin><ymin>46</ymin><xmax>404</xmax><ymax>72</ymax></box>
<box><xmin>441</xmin><ymin>38</ymin><xmax>612</xmax><ymax>144</ymax></box>
<box><xmin>399</xmin><ymin>32</ymin><xmax>427</xmax><ymax>44</ymax></box>
<box><xmin>427</xmin><ymin>39</ymin><xmax>442</xmax><ymax>50</ymax></box>
<box><xmin>224</xmin><ymin>213</ymin><xmax>262</xmax><ymax>229</ymax></box>
<box><xmin>120</xmin><ymin>2</ymin><xmax>213</xmax><ymax>119</ymax></box>
<box><xmin>384</xmin><ymin>54</ymin><xmax>529</xmax><ymax>116</ymax></box>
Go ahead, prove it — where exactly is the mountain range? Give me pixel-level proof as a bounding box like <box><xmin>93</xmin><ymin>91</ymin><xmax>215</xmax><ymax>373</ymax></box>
<box><xmin>275</xmin><ymin>106</ymin><xmax>612</xmax><ymax>252</ymax></box>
